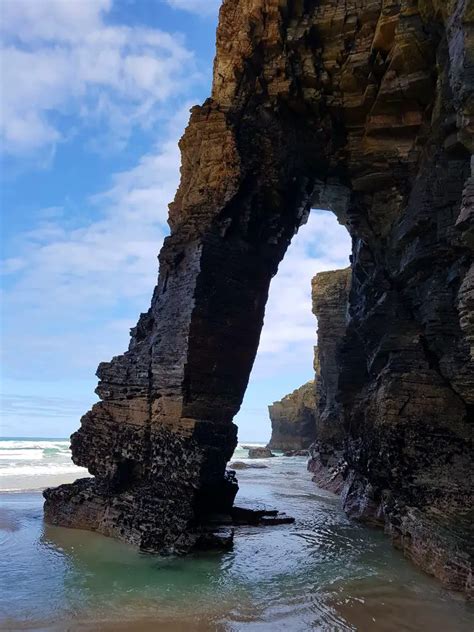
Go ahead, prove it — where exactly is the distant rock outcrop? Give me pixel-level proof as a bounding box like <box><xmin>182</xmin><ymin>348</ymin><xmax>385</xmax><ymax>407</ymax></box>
<box><xmin>267</xmin><ymin>381</ymin><xmax>317</xmax><ymax>451</ymax></box>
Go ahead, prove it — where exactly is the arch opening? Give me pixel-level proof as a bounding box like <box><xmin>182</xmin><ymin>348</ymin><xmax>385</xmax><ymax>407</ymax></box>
<box><xmin>235</xmin><ymin>208</ymin><xmax>351</xmax><ymax>447</ymax></box>
<box><xmin>43</xmin><ymin>0</ymin><xmax>473</xmax><ymax>594</ymax></box>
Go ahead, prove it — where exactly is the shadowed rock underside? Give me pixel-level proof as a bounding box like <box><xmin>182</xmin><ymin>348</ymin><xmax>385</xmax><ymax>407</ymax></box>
<box><xmin>44</xmin><ymin>0</ymin><xmax>473</xmax><ymax>594</ymax></box>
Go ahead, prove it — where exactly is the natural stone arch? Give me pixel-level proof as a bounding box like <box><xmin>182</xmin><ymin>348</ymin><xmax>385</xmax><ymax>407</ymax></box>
<box><xmin>45</xmin><ymin>0</ymin><xmax>473</xmax><ymax>592</ymax></box>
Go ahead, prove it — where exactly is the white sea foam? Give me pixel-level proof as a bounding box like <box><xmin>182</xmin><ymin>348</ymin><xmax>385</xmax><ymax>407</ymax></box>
<box><xmin>0</xmin><ymin>439</ymin><xmax>267</xmax><ymax>491</ymax></box>
<box><xmin>0</xmin><ymin>463</ymin><xmax>85</xmax><ymax>477</ymax></box>
<box><xmin>0</xmin><ymin>438</ymin><xmax>86</xmax><ymax>490</ymax></box>
<box><xmin>0</xmin><ymin>449</ymin><xmax>46</xmax><ymax>461</ymax></box>
<box><xmin>0</xmin><ymin>440</ymin><xmax>69</xmax><ymax>450</ymax></box>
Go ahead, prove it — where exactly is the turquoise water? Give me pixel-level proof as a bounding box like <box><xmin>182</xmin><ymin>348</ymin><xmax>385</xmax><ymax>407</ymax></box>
<box><xmin>0</xmin><ymin>446</ymin><xmax>473</xmax><ymax>631</ymax></box>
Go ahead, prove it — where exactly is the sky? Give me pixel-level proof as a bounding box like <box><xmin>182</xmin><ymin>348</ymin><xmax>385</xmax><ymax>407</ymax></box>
<box><xmin>0</xmin><ymin>0</ymin><xmax>351</xmax><ymax>441</ymax></box>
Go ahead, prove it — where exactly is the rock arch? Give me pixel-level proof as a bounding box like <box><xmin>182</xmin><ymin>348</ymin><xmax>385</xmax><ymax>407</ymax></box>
<box><xmin>45</xmin><ymin>0</ymin><xmax>473</xmax><ymax>592</ymax></box>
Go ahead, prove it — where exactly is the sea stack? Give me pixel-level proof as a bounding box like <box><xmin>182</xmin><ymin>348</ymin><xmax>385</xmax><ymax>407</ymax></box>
<box><xmin>267</xmin><ymin>381</ymin><xmax>317</xmax><ymax>451</ymax></box>
<box><xmin>44</xmin><ymin>0</ymin><xmax>473</xmax><ymax>595</ymax></box>
<box><xmin>308</xmin><ymin>268</ymin><xmax>351</xmax><ymax>491</ymax></box>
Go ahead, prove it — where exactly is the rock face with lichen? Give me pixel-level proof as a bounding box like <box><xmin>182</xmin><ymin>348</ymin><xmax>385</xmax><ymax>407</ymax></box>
<box><xmin>267</xmin><ymin>380</ymin><xmax>317</xmax><ymax>451</ymax></box>
<box><xmin>44</xmin><ymin>0</ymin><xmax>473</xmax><ymax>594</ymax></box>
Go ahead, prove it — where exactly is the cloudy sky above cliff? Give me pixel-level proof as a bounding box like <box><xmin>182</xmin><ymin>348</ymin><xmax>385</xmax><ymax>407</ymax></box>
<box><xmin>1</xmin><ymin>0</ymin><xmax>350</xmax><ymax>440</ymax></box>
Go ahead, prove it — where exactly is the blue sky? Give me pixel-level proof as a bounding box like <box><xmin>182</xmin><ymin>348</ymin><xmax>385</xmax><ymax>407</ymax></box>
<box><xmin>0</xmin><ymin>0</ymin><xmax>350</xmax><ymax>441</ymax></box>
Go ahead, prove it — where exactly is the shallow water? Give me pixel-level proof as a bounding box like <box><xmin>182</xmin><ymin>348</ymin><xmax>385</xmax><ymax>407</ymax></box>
<box><xmin>1</xmin><ymin>450</ymin><xmax>473</xmax><ymax>631</ymax></box>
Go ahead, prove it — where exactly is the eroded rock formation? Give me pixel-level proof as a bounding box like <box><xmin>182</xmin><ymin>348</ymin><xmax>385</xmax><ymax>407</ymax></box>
<box><xmin>267</xmin><ymin>380</ymin><xmax>317</xmax><ymax>450</ymax></box>
<box><xmin>308</xmin><ymin>267</ymin><xmax>351</xmax><ymax>491</ymax></box>
<box><xmin>44</xmin><ymin>0</ymin><xmax>473</xmax><ymax>593</ymax></box>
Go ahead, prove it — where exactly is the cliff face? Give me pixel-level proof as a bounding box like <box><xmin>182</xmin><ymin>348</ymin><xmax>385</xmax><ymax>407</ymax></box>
<box><xmin>311</xmin><ymin>268</ymin><xmax>351</xmax><ymax>454</ymax></box>
<box><xmin>307</xmin><ymin>268</ymin><xmax>352</xmax><ymax>491</ymax></box>
<box><xmin>267</xmin><ymin>380</ymin><xmax>317</xmax><ymax>450</ymax></box>
<box><xmin>44</xmin><ymin>0</ymin><xmax>473</xmax><ymax>593</ymax></box>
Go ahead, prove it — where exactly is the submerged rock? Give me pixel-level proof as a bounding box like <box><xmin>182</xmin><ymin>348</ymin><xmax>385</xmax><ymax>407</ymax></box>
<box><xmin>195</xmin><ymin>528</ymin><xmax>234</xmax><ymax>551</ymax></box>
<box><xmin>229</xmin><ymin>501</ymin><xmax>295</xmax><ymax>526</ymax></box>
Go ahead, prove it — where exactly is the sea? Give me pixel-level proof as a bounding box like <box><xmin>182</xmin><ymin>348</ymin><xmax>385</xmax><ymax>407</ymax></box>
<box><xmin>0</xmin><ymin>437</ymin><xmax>472</xmax><ymax>631</ymax></box>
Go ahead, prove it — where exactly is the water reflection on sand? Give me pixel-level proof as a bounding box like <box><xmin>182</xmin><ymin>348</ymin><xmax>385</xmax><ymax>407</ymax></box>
<box><xmin>1</xmin><ymin>458</ymin><xmax>472</xmax><ymax>631</ymax></box>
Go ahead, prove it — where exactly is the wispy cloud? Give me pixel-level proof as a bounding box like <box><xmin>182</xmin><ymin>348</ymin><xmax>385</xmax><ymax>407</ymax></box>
<box><xmin>2</xmin><ymin>134</ymin><xmax>350</xmax><ymax>387</ymax></box>
<box><xmin>0</xmin><ymin>0</ymin><xmax>197</xmax><ymax>156</ymax></box>
<box><xmin>1</xmin><ymin>105</ymin><xmax>190</xmax><ymax>380</ymax></box>
<box><xmin>165</xmin><ymin>0</ymin><xmax>222</xmax><ymax>16</ymax></box>
<box><xmin>0</xmin><ymin>390</ymin><xmax>97</xmax><ymax>437</ymax></box>
<box><xmin>1</xmin><ymin>393</ymin><xmax>92</xmax><ymax>420</ymax></box>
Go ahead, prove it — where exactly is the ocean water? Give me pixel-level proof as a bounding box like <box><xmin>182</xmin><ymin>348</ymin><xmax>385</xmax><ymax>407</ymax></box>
<box><xmin>0</xmin><ymin>438</ymin><xmax>89</xmax><ymax>492</ymax></box>
<box><xmin>0</xmin><ymin>439</ymin><xmax>472</xmax><ymax>631</ymax></box>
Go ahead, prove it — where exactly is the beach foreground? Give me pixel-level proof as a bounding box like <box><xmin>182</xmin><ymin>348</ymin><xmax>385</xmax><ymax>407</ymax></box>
<box><xmin>1</xmin><ymin>447</ymin><xmax>472</xmax><ymax>631</ymax></box>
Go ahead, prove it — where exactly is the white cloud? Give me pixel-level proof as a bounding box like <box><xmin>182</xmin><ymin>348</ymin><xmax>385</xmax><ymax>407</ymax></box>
<box><xmin>0</xmin><ymin>0</ymin><xmax>197</xmax><ymax>155</ymax></box>
<box><xmin>165</xmin><ymin>0</ymin><xmax>222</xmax><ymax>15</ymax></box>
<box><xmin>1</xmin><ymin>105</ymin><xmax>191</xmax><ymax>380</ymax></box>
<box><xmin>1</xmin><ymin>393</ymin><xmax>92</xmax><ymax>420</ymax></box>
<box><xmin>253</xmin><ymin>210</ymin><xmax>351</xmax><ymax>377</ymax></box>
<box><xmin>2</xmin><ymin>153</ymin><xmax>350</xmax><ymax>385</ymax></box>
<box><xmin>0</xmin><ymin>0</ymin><xmax>351</xmax><ymax>442</ymax></box>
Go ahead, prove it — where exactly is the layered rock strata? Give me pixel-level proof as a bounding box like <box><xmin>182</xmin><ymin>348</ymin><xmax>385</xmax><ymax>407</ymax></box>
<box><xmin>308</xmin><ymin>268</ymin><xmax>352</xmax><ymax>492</ymax></box>
<box><xmin>267</xmin><ymin>380</ymin><xmax>317</xmax><ymax>450</ymax></box>
<box><xmin>44</xmin><ymin>0</ymin><xmax>473</xmax><ymax>593</ymax></box>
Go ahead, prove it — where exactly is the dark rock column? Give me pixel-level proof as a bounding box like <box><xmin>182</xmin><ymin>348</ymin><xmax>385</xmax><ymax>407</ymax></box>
<box><xmin>43</xmin><ymin>118</ymin><xmax>321</xmax><ymax>550</ymax></box>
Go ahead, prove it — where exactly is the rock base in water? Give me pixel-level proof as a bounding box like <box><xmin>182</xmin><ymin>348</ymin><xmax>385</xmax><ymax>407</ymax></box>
<box><xmin>229</xmin><ymin>461</ymin><xmax>268</xmax><ymax>469</ymax></box>
<box><xmin>248</xmin><ymin>448</ymin><xmax>275</xmax><ymax>459</ymax></box>
<box><xmin>45</xmin><ymin>479</ymin><xmax>294</xmax><ymax>552</ymax></box>
<box><xmin>308</xmin><ymin>455</ymin><xmax>347</xmax><ymax>495</ymax></box>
